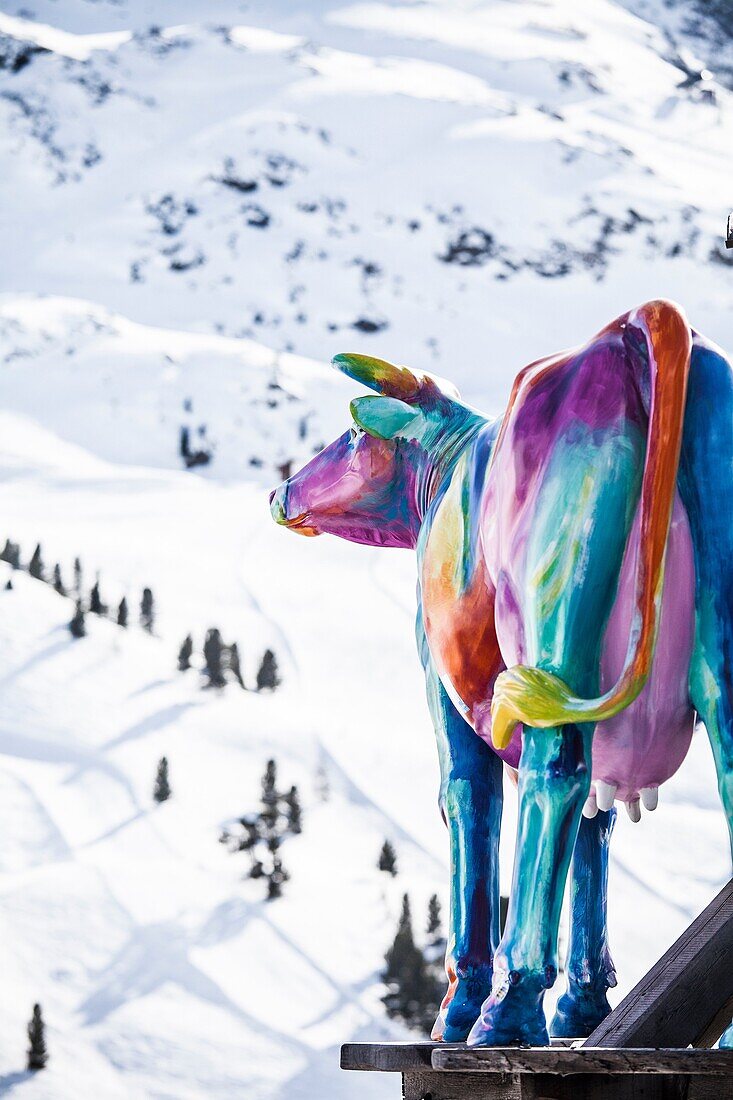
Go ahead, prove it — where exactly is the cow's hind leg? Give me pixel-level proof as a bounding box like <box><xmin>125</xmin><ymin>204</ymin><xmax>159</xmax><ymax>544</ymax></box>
<box><xmin>424</xmin><ymin>662</ymin><xmax>504</xmax><ymax>1041</ymax></box>
<box><xmin>679</xmin><ymin>335</ymin><xmax>733</xmax><ymax>1047</ymax></box>
<box><xmin>470</xmin><ymin>418</ymin><xmax>641</xmax><ymax>1046</ymax></box>
<box><xmin>551</xmin><ymin>808</ymin><xmax>617</xmax><ymax>1037</ymax></box>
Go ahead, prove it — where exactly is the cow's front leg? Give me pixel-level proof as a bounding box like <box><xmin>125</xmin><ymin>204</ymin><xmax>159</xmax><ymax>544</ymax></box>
<box><xmin>551</xmin><ymin>807</ymin><xmax>617</xmax><ymax>1038</ymax></box>
<box><xmin>468</xmin><ymin>723</ymin><xmax>590</xmax><ymax>1047</ymax></box>
<box><xmin>427</xmin><ymin>670</ymin><xmax>504</xmax><ymax>1041</ymax></box>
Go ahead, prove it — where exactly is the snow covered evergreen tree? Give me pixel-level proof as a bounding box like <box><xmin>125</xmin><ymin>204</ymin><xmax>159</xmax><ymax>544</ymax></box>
<box><xmin>153</xmin><ymin>757</ymin><xmax>171</xmax><ymax>803</ymax></box>
<box><xmin>226</xmin><ymin>642</ymin><xmax>245</xmax><ymax>688</ymax></box>
<box><xmin>378</xmin><ymin>839</ymin><xmax>398</xmax><ymax>876</ymax></box>
<box><xmin>178</xmin><ymin>634</ymin><xmax>193</xmax><ymax>671</ymax></box>
<box><xmin>426</xmin><ymin>894</ymin><xmax>442</xmax><ymax>940</ymax></box>
<box><xmin>140</xmin><ymin>587</ymin><xmax>155</xmax><ymax>633</ymax></box>
<box><xmin>203</xmin><ymin>628</ymin><xmax>226</xmax><ymax>687</ymax></box>
<box><xmin>284</xmin><ymin>785</ymin><xmax>302</xmax><ymax>834</ymax></box>
<box><xmin>26</xmin><ymin>1003</ymin><xmax>48</xmax><ymax>1071</ymax></box>
<box><xmin>256</xmin><ymin>648</ymin><xmax>281</xmax><ymax>691</ymax></box>
<box><xmin>267</xmin><ymin>855</ymin><xmax>289</xmax><ymax>900</ymax></box>
<box><xmin>117</xmin><ymin>597</ymin><xmax>128</xmax><ymax>627</ymax></box>
<box><xmin>68</xmin><ymin>601</ymin><xmax>86</xmax><ymax>639</ymax></box>
<box><xmin>89</xmin><ymin>578</ymin><xmax>107</xmax><ymax>616</ymax></box>
<box><xmin>73</xmin><ymin>556</ymin><xmax>82</xmax><ymax>595</ymax></box>
<box><xmin>28</xmin><ymin>543</ymin><xmax>44</xmax><ymax>581</ymax></box>
<box><xmin>52</xmin><ymin>564</ymin><xmax>66</xmax><ymax>596</ymax></box>
<box><xmin>1</xmin><ymin>539</ymin><xmax>20</xmax><ymax>569</ymax></box>
<box><xmin>382</xmin><ymin>894</ymin><xmax>442</xmax><ymax>1033</ymax></box>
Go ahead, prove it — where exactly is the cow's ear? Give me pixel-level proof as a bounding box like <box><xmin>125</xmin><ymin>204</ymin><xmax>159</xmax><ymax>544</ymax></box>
<box><xmin>350</xmin><ymin>396</ymin><xmax>420</xmax><ymax>439</ymax></box>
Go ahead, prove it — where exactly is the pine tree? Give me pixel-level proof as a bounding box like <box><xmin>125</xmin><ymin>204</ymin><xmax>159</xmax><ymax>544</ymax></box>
<box><xmin>426</xmin><ymin>894</ymin><xmax>442</xmax><ymax>939</ymax></box>
<box><xmin>140</xmin><ymin>587</ymin><xmax>155</xmax><ymax>633</ymax></box>
<box><xmin>28</xmin><ymin>543</ymin><xmax>44</xmax><ymax>581</ymax></box>
<box><xmin>117</xmin><ymin>597</ymin><xmax>128</xmax><ymax>628</ymax></box>
<box><xmin>382</xmin><ymin>894</ymin><xmax>442</xmax><ymax>1033</ymax></box>
<box><xmin>52</xmin><ymin>564</ymin><xmax>66</xmax><ymax>596</ymax></box>
<box><xmin>284</xmin><ymin>785</ymin><xmax>302</xmax><ymax>835</ymax></box>
<box><xmin>226</xmin><ymin>642</ymin><xmax>245</xmax><ymax>688</ymax></box>
<box><xmin>267</xmin><ymin>855</ymin><xmax>289</xmax><ymax>900</ymax></box>
<box><xmin>26</xmin><ymin>1003</ymin><xmax>48</xmax><ymax>1071</ymax></box>
<box><xmin>153</xmin><ymin>756</ymin><xmax>171</xmax><ymax>803</ymax></box>
<box><xmin>68</xmin><ymin>601</ymin><xmax>86</xmax><ymax>639</ymax></box>
<box><xmin>89</xmin><ymin>578</ymin><xmax>107</xmax><ymax>616</ymax></box>
<box><xmin>178</xmin><ymin>634</ymin><xmax>193</xmax><ymax>671</ymax></box>
<box><xmin>203</xmin><ymin>628</ymin><xmax>226</xmax><ymax>687</ymax></box>
<box><xmin>378</xmin><ymin>839</ymin><xmax>398</xmax><ymax>876</ymax></box>
<box><xmin>260</xmin><ymin>758</ymin><xmax>279</xmax><ymax>834</ymax></box>
<box><xmin>256</xmin><ymin>648</ymin><xmax>281</xmax><ymax>692</ymax></box>
<box><xmin>73</xmin><ymin>556</ymin><xmax>82</xmax><ymax>594</ymax></box>
<box><xmin>1</xmin><ymin>539</ymin><xmax>19</xmax><ymax>568</ymax></box>
<box><xmin>5</xmin><ymin>578</ymin><xmax>12</xmax><ymax>590</ymax></box>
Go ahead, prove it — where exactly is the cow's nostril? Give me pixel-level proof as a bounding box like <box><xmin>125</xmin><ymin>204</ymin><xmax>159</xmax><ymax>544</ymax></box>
<box><xmin>269</xmin><ymin>489</ymin><xmax>277</xmax><ymax>505</ymax></box>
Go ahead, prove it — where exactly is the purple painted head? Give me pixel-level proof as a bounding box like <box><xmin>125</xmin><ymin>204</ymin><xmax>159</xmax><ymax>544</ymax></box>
<box><xmin>269</xmin><ymin>353</ymin><xmax>477</xmax><ymax>549</ymax></box>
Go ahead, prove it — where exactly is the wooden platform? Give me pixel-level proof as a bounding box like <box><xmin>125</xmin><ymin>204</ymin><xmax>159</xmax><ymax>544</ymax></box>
<box><xmin>342</xmin><ymin>882</ymin><xmax>733</xmax><ymax>1097</ymax></box>
<box><xmin>340</xmin><ymin>1042</ymin><xmax>733</xmax><ymax>1098</ymax></box>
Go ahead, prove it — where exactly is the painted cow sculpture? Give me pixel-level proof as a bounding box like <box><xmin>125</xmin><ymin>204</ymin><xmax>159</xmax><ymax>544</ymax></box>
<box><xmin>269</xmin><ymin>300</ymin><xmax>733</xmax><ymax>1047</ymax></box>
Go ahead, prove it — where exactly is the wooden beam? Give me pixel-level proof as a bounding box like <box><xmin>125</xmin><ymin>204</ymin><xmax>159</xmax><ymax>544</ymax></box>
<box><xmin>432</xmin><ymin>1046</ymin><xmax>733</xmax><ymax>1075</ymax></box>
<box><xmin>585</xmin><ymin>878</ymin><xmax>733</xmax><ymax>1048</ymax></box>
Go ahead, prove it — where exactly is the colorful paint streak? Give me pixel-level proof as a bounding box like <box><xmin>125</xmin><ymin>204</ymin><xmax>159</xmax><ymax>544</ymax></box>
<box><xmin>270</xmin><ymin>300</ymin><xmax>733</xmax><ymax>1048</ymax></box>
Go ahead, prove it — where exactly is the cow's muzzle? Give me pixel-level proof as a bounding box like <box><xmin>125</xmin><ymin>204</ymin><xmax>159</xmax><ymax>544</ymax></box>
<box><xmin>269</xmin><ymin>484</ymin><xmax>320</xmax><ymax>536</ymax></box>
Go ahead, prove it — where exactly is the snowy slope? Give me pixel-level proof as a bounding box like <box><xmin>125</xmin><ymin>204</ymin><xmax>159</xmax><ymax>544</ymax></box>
<box><xmin>0</xmin><ymin>1</ymin><xmax>732</xmax><ymax>1096</ymax></box>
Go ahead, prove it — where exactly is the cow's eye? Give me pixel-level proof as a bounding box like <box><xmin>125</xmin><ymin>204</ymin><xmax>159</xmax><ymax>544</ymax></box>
<box><xmin>349</xmin><ymin>425</ymin><xmax>364</xmax><ymax>442</ymax></box>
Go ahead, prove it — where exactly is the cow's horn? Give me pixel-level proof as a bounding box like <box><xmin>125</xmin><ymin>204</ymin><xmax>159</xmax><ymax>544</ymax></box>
<box><xmin>331</xmin><ymin>353</ymin><xmax>458</xmax><ymax>403</ymax></box>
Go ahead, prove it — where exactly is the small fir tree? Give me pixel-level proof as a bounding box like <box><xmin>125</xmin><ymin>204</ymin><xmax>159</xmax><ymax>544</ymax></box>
<box><xmin>153</xmin><ymin>756</ymin><xmax>171</xmax><ymax>803</ymax></box>
<box><xmin>52</xmin><ymin>564</ymin><xmax>66</xmax><ymax>596</ymax></box>
<box><xmin>178</xmin><ymin>634</ymin><xmax>193</xmax><ymax>671</ymax></box>
<box><xmin>226</xmin><ymin>642</ymin><xmax>245</xmax><ymax>688</ymax></box>
<box><xmin>260</xmin><ymin>758</ymin><xmax>279</xmax><ymax>834</ymax></box>
<box><xmin>267</xmin><ymin>855</ymin><xmax>289</xmax><ymax>900</ymax></box>
<box><xmin>89</xmin><ymin>578</ymin><xmax>107</xmax><ymax>616</ymax></box>
<box><xmin>382</xmin><ymin>894</ymin><xmax>441</xmax><ymax>1033</ymax></box>
<box><xmin>1</xmin><ymin>539</ymin><xmax>20</xmax><ymax>568</ymax></box>
<box><xmin>73</xmin><ymin>556</ymin><xmax>82</xmax><ymax>594</ymax></box>
<box><xmin>203</xmin><ymin>628</ymin><xmax>226</xmax><ymax>687</ymax></box>
<box><xmin>284</xmin><ymin>785</ymin><xmax>302</xmax><ymax>835</ymax></box>
<box><xmin>68</xmin><ymin>601</ymin><xmax>86</xmax><ymax>639</ymax></box>
<box><xmin>140</xmin><ymin>587</ymin><xmax>155</xmax><ymax>633</ymax></box>
<box><xmin>5</xmin><ymin>578</ymin><xmax>12</xmax><ymax>590</ymax></box>
<box><xmin>426</xmin><ymin>894</ymin><xmax>442</xmax><ymax>940</ymax></box>
<box><xmin>117</xmin><ymin>597</ymin><xmax>128</xmax><ymax>627</ymax></box>
<box><xmin>28</xmin><ymin>543</ymin><xmax>44</xmax><ymax>581</ymax></box>
<box><xmin>256</xmin><ymin>648</ymin><xmax>281</xmax><ymax>692</ymax></box>
<box><xmin>26</xmin><ymin>1003</ymin><xmax>48</xmax><ymax>1071</ymax></box>
<box><xmin>378</xmin><ymin>839</ymin><xmax>398</xmax><ymax>877</ymax></box>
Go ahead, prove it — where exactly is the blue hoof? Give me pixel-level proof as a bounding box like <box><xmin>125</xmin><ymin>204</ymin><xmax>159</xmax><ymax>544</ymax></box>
<box><xmin>719</xmin><ymin>1020</ymin><xmax>733</xmax><ymax>1049</ymax></box>
<box><xmin>466</xmin><ymin>973</ymin><xmax>549</xmax><ymax>1047</ymax></box>
<box><xmin>550</xmin><ymin>988</ymin><xmax>612</xmax><ymax>1038</ymax></box>
<box><xmin>432</xmin><ymin>969</ymin><xmax>493</xmax><ymax>1042</ymax></box>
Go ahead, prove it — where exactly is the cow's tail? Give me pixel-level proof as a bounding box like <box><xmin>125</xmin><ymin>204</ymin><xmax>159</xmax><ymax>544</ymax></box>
<box><xmin>491</xmin><ymin>300</ymin><xmax>692</xmax><ymax>750</ymax></box>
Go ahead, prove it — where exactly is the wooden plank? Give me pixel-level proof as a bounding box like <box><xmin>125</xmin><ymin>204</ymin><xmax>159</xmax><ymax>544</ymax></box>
<box><xmin>340</xmin><ymin>1042</ymin><xmax>442</xmax><ymax>1072</ymax></box>
<box><xmin>402</xmin><ymin>1069</ymin><xmax>523</xmax><ymax>1099</ymax></box>
<box><xmin>339</xmin><ymin>1039</ymin><xmax>578</xmax><ymax>1072</ymax></box>
<box><xmin>431</xmin><ymin>1047</ymin><xmax>733</xmax><ymax>1076</ymax></box>
<box><xmin>585</xmin><ymin>878</ymin><xmax>733</xmax><ymax>1048</ymax></box>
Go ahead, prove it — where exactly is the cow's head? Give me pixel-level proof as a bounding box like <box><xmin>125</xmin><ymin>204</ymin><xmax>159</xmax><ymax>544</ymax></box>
<box><xmin>269</xmin><ymin>353</ymin><xmax>477</xmax><ymax>549</ymax></box>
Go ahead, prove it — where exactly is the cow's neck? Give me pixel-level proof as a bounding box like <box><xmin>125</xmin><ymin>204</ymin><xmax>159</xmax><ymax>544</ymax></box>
<box><xmin>411</xmin><ymin>412</ymin><xmax>486</xmax><ymax>525</ymax></box>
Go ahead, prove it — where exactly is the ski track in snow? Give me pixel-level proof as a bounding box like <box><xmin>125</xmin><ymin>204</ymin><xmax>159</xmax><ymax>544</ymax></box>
<box><xmin>0</xmin><ymin>0</ymin><xmax>731</xmax><ymax>1096</ymax></box>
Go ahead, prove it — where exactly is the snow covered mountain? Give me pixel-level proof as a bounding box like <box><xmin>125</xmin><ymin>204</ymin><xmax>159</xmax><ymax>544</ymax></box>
<box><xmin>0</xmin><ymin>1</ymin><xmax>731</xmax><ymax>1096</ymax></box>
